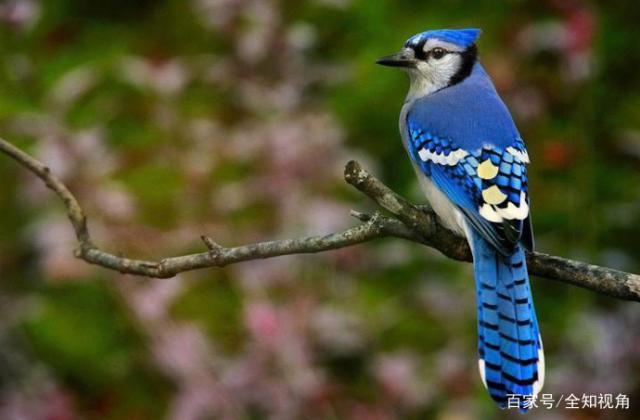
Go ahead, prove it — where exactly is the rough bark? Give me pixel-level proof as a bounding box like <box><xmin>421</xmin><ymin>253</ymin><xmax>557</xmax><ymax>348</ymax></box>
<box><xmin>1</xmin><ymin>137</ymin><xmax>639</xmax><ymax>302</ymax></box>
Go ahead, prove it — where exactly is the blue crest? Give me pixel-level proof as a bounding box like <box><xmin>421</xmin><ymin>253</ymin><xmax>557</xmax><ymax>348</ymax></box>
<box><xmin>405</xmin><ymin>28</ymin><xmax>481</xmax><ymax>49</ymax></box>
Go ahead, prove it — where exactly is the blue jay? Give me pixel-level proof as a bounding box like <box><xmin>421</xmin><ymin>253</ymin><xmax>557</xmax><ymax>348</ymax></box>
<box><xmin>377</xmin><ymin>29</ymin><xmax>543</xmax><ymax>410</ymax></box>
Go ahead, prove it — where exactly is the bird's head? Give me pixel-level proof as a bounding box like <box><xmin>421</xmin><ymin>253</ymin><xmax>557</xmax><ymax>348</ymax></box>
<box><xmin>377</xmin><ymin>28</ymin><xmax>481</xmax><ymax>98</ymax></box>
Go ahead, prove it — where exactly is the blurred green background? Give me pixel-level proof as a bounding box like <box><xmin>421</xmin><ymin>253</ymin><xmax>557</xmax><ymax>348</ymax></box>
<box><xmin>0</xmin><ymin>0</ymin><xmax>639</xmax><ymax>418</ymax></box>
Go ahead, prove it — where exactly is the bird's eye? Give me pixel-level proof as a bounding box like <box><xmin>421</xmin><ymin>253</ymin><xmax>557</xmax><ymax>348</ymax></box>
<box><xmin>431</xmin><ymin>48</ymin><xmax>446</xmax><ymax>60</ymax></box>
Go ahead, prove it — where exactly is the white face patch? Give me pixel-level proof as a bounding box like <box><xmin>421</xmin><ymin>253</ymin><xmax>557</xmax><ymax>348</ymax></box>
<box><xmin>406</xmin><ymin>39</ymin><xmax>465</xmax><ymax>99</ymax></box>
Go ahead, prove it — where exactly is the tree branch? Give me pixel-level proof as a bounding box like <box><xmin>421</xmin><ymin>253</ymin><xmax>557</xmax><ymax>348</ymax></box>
<box><xmin>343</xmin><ymin>160</ymin><xmax>640</xmax><ymax>302</ymax></box>
<box><xmin>1</xmin><ymin>137</ymin><xmax>639</xmax><ymax>302</ymax></box>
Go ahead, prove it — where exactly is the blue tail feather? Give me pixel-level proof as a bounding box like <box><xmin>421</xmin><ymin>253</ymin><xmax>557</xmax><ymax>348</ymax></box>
<box><xmin>471</xmin><ymin>230</ymin><xmax>544</xmax><ymax>410</ymax></box>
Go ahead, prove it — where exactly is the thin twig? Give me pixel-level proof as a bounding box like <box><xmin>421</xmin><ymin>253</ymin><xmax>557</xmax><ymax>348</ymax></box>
<box><xmin>1</xmin><ymin>137</ymin><xmax>639</xmax><ymax>301</ymax></box>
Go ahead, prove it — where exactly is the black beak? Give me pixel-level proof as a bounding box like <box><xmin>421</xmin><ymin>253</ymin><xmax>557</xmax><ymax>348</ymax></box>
<box><xmin>376</xmin><ymin>50</ymin><xmax>416</xmax><ymax>68</ymax></box>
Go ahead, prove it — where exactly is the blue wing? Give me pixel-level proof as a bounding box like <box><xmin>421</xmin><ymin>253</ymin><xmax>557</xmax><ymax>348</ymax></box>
<box><xmin>404</xmin><ymin>63</ymin><xmax>534</xmax><ymax>254</ymax></box>
<box><xmin>405</xmin><ymin>115</ymin><xmax>533</xmax><ymax>255</ymax></box>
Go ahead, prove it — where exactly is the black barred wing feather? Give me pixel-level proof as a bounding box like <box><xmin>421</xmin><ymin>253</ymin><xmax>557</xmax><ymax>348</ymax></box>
<box><xmin>407</xmin><ymin>121</ymin><xmax>533</xmax><ymax>255</ymax></box>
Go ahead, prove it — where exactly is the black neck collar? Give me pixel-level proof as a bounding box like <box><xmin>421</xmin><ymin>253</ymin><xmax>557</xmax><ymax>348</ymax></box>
<box><xmin>447</xmin><ymin>44</ymin><xmax>478</xmax><ymax>87</ymax></box>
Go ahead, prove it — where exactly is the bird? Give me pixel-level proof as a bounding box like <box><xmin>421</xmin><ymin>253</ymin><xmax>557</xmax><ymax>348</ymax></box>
<box><xmin>377</xmin><ymin>28</ymin><xmax>544</xmax><ymax>410</ymax></box>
